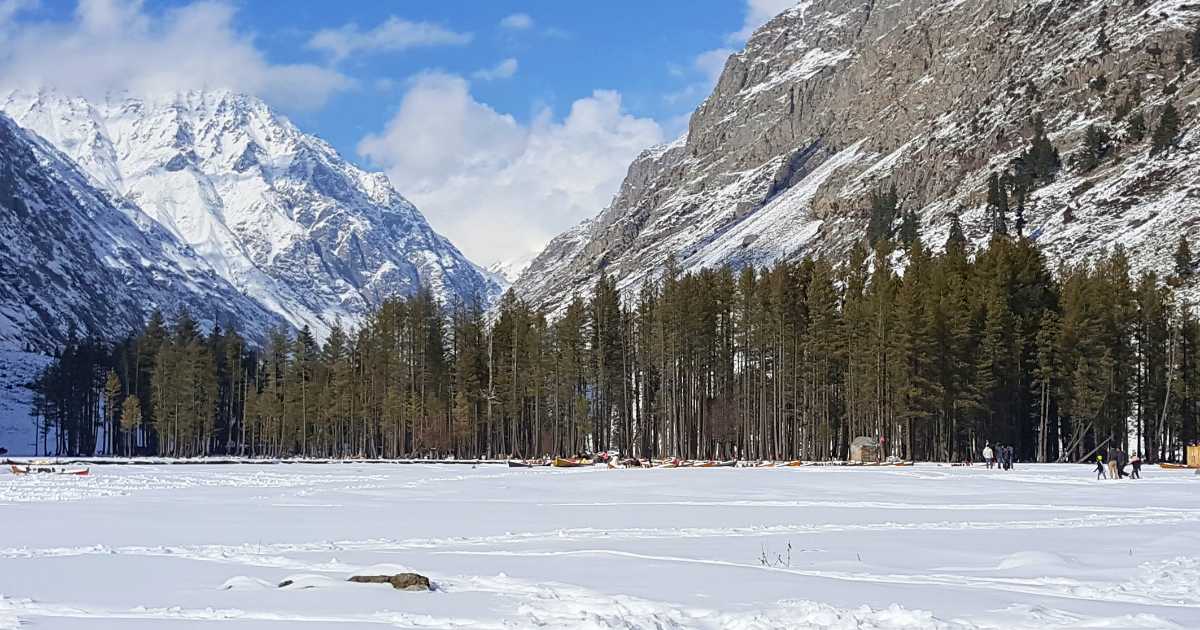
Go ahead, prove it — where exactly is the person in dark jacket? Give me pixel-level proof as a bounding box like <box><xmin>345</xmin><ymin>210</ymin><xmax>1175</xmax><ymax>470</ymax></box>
<box><xmin>1106</xmin><ymin>446</ymin><xmax>1120</xmax><ymax>479</ymax></box>
<box><xmin>1116</xmin><ymin>449</ymin><xmax>1129</xmax><ymax>479</ymax></box>
<box><xmin>1130</xmin><ymin>452</ymin><xmax>1142</xmax><ymax>479</ymax></box>
<box><xmin>1095</xmin><ymin>455</ymin><xmax>1107</xmax><ymax>479</ymax></box>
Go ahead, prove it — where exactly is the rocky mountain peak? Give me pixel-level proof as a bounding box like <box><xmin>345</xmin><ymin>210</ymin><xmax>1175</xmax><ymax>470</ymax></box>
<box><xmin>2</xmin><ymin>87</ymin><xmax>499</xmax><ymax>339</ymax></box>
<box><xmin>514</xmin><ymin>0</ymin><xmax>1200</xmax><ymax>313</ymax></box>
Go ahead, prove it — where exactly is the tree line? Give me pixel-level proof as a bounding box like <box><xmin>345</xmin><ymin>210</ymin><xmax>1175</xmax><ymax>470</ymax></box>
<box><xmin>28</xmin><ymin>229</ymin><xmax>1199</xmax><ymax>463</ymax></box>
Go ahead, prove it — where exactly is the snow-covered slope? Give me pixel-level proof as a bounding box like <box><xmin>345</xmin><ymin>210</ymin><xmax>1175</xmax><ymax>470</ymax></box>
<box><xmin>0</xmin><ymin>111</ymin><xmax>282</xmax><ymax>351</ymax></box>
<box><xmin>2</xmin><ymin>89</ymin><xmax>499</xmax><ymax>338</ymax></box>
<box><xmin>485</xmin><ymin>253</ymin><xmax>537</xmax><ymax>294</ymax></box>
<box><xmin>514</xmin><ymin>0</ymin><xmax>1200</xmax><ymax>312</ymax></box>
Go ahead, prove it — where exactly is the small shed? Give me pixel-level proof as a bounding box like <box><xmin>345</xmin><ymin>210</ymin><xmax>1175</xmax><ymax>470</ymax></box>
<box><xmin>1188</xmin><ymin>444</ymin><xmax>1200</xmax><ymax>469</ymax></box>
<box><xmin>849</xmin><ymin>436</ymin><xmax>881</xmax><ymax>463</ymax></box>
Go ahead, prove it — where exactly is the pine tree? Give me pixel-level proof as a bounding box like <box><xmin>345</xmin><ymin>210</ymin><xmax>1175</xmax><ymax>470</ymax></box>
<box><xmin>1176</xmin><ymin>234</ymin><xmax>1195</xmax><ymax>282</ymax></box>
<box><xmin>866</xmin><ymin>183</ymin><xmax>899</xmax><ymax>246</ymax></box>
<box><xmin>1151</xmin><ymin>102</ymin><xmax>1181</xmax><ymax>155</ymax></box>
<box><xmin>1127</xmin><ymin>111</ymin><xmax>1147</xmax><ymax>143</ymax></box>
<box><xmin>1028</xmin><ymin>113</ymin><xmax>1061</xmax><ymax>183</ymax></box>
<box><xmin>1096</xmin><ymin>26</ymin><xmax>1111</xmax><ymax>54</ymax></box>
<box><xmin>945</xmin><ymin>211</ymin><xmax>967</xmax><ymax>255</ymax></box>
<box><xmin>899</xmin><ymin>209</ymin><xmax>921</xmax><ymax>246</ymax></box>
<box><xmin>986</xmin><ymin>173</ymin><xmax>1009</xmax><ymax>237</ymax></box>
<box><xmin>1079</xmin><ymin>124</ymin><xmax>1111</xmax><ymax>172</ymax></box>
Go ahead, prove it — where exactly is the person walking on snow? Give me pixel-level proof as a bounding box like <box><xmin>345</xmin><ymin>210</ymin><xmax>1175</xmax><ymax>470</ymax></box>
<box><xmin>1106</xmin><ymin>446</ymin><xmax>1119</xmax><ymax>479</ymax></box>
<box><xmin>1095</xmin><ymin>455</ymin><xmax>1107</xmax><ymax>479</ymax></box>
<box><xmin>1130</xmin><ymin>452</ymin><xmax>1142</xmax><ymax>479</ymax></box>
<box><xmin>983</xmin><ymin>443</ymin><xmax>994</xmax><ymax>469</ymax></box>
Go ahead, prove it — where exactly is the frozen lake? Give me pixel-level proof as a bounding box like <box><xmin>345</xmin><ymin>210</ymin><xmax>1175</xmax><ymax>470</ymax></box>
<box><xmin>1</xmin><ymin>463</ymin><xmax>1198</xmax><ymax>628</ymax></box>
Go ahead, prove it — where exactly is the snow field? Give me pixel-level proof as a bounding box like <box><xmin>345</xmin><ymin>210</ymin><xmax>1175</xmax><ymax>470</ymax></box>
<box><xmin>1</xmin><ymin>463</ymin><xmax>1198</xmax><ymax>628</ymax></box>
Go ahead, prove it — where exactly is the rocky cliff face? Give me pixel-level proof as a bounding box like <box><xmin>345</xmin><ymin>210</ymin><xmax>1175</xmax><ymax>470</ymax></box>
<box><xmin>514</xmin><ymin>0</ymin><xmax>1200</xmax><ymax>312</ymax></box>
<box><xmin>0</xmin><ymin>112</ymin><xmax>280</xmax><ymax>351</ymax></box>
<box><xmin>2</xmin><ymin>89</ymin><xmax>499</xmax><ymax>339</ymax></box>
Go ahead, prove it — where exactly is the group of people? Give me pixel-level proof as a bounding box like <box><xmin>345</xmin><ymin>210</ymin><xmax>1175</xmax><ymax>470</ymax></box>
<box><xmin>981</xmin><ymin>443</ymin><xmax>1015</xmax><ymax>470</ymax></box>
<box><xmin>1095</xmin><ymin>447</ymin><xmax>1143</xmax><ymax>480</ymax></box>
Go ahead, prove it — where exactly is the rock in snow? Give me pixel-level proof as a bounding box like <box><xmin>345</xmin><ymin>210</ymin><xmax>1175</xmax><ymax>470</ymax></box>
<box><xmin>513</xmin><ymin>0</ymin><xmax>1200</xmax><ymax>313</ymax></box>
<box><xmin>0</xmin><ymin>88</ymin><xmax>499</xmax><ymax>345</ymax></box>
<box><xmin>348</xmin><ymin>573</ymin><xmax>433</xmax><ymax>591</ymax></box>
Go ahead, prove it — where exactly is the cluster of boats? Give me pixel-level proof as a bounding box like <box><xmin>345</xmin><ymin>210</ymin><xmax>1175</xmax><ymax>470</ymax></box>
<box><xmin>8</xmin><ymin>462</ymin><xmax>90</xmax><ymax>476</ymax></box>
<box><xmin>507</xmin><ymin>457</ymin><xmax>915</xmax><ymax>469</ymax></box>
<box><xmin>507</xmin><ymin>457</ymin><xmax>739</xmax><ymax>468</ymax></box>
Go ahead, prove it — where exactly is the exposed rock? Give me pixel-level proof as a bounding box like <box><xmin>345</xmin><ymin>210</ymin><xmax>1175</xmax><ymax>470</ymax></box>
<box><xmin>348</xmin><ymin>573</ymin><xmax>432</xmax><ymax>591</ymax></box>
<box><xmin>514</xmin><ymin>0</ymin><xmax>1200</xmax><ymax>314</ymax></box>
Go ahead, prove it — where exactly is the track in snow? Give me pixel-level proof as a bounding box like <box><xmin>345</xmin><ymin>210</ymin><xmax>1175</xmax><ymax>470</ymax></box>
<box><xmin>1</xmin><ymin>463</ymin><xmax>1197</xmax><ymax>629</ymax></box>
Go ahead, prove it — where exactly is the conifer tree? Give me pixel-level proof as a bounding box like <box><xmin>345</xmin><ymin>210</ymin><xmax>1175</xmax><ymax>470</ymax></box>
<box><xmin>866</xmin><ymin>183</ymin><xmax>899</xmax><ymax>246</ymax></box>
<box><xmin>1127</xmin><ymin>111</ymin><xmax>1147</xmax><ymax>143</ymax></box>
<box><xmin>1096</xmin><ymin>26</ymin><xmax>1111</xmax><ymax>54</ymax></box>
<box><xmin>945</xmin><ymin>211</ymin><xmax>967</xmax><ymax>255</ymax></box>
<box><xmin>1151</xmin><ymin>102</ymin><xmax>1181</xmax><ymax>155</ymax></box>
<box><xmin>1079</xmin><ymin>124</ymin><xmax>1111</xmax><ymax>172</ymax></box>
<box><xmin>1176</xmin><ymin>234</ymin><xmax>1195</xmax><ymax>282</ymax></box>
<box><xmin>899</xmin><ymin>209</ymin><xmax>921</xmax><ymax>246</ymax></box>
<box><xmin>986</xmin><ymin>173</ymin><xmax>1009</xmax><ymax>237</ymax></box>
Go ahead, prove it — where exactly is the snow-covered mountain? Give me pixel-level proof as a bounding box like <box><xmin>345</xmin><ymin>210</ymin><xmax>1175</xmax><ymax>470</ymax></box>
<box><xmin>485</xmin><ymin>253</ymin><xmax>537</xmax><ymax>293</ymax></box>
<box><xmin>2</xmin><ymin>89</ymin><xmax>499</xmax><ymax>339</ymax></box>
<box><xmin>513</xmin><ymin>0</ymin><xmax>1200</xmax><ymax>312</ymax></box>
<box><xmin>0</xmin><ymin>111</ymin><xmax>281</xmax><ymax>351</ymax></box>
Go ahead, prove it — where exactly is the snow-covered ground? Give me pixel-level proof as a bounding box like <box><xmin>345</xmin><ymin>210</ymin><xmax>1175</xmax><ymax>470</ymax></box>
<box><xmin>1</xmin><ymin>463</ymin><xmax>1198</xmax><ymax>629</ymax></box>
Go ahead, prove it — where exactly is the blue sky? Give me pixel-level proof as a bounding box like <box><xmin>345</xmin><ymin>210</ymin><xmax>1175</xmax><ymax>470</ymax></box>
<box><xmin>0</xmin><ymin>0</ymin><xmax>793</xmax><ymax>264</ymax></box>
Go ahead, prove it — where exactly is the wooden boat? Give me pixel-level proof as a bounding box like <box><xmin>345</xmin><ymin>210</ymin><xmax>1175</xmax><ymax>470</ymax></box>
<box><xmin>10</xmin><ymin>464</ymin><xmax>89</xmax><ymax>476</ymax></box>
<box><xmin>552</xmin><ymin>457</ymin><xmax>591</xmax><ymax>468</ymax></box>
<box><xmin>620</xmin><ymin>458</ymin><xmax>644</xmax><ymax>468</ymax></box>
<box><xmin>698</xmin><ymin>460</ymin><xmax>738</xmax><ymax>468</ymax></box>
<box><xmin>1159</xmin><ymin>462</ymin><xmax>1191</xmax><ymax>470</ymax></box>
<box><xmin>507</xmin><ymin>459</ymin><xmax>533</xmax><ymax>468</ymax></box>
<box><xmin>783</xmin><ymin>460</ymin><xmax>805</xmax><ymax>467</ymax></box>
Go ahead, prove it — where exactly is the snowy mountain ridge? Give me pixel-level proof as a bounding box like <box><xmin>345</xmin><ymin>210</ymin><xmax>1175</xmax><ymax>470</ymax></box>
<box><xmin>513</xmin><ymin>0</ymin><xmax>1200</xmax><ymax>313</ymax></box>
<box><xmin>0</xmin><ymin>110</ymin><xmax>282</xmax><ymax>351</ymax></box>
<box><xmin>1</xmin><ymin>88</ymin><xmax>499</xmax><ymax>340</ymax></box>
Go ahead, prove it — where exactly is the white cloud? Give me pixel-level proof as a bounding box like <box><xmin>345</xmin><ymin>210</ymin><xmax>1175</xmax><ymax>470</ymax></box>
<box><xmin>0</xmin><ymin>0</ymin><xmax>350</xmax><ymax>110</ymax></box>
<box><xmin>499</xmin><ymin>13</ymin><xmax>533</xmax><ymax>30</ymax></box>
<box><xmin>472</xmin><ymin>57</ymin><xmax>518</xmax><ymax>81</ymax></box>
<box><xmin>694</xmin><ymin>48</ymin><xmax>733</xmax><ymax>84</ymax></box>
<box><xmin>731</xmin><ymin>0</ymin><xmax>796</xmax><ymax>42</ymax></box>
<box><xmin>308</xmin><ymin>16</ymin><xmax>471</xmax><ymax>63</ymax></box>
<box><xmin>359</xmin><ymin>73</ymin><xmax>663</xmax><ymax>265</ymax></box>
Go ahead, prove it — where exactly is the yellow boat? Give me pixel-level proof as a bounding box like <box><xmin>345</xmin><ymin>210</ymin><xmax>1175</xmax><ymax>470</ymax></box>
<box><xmin>552</xmin><ymin>457</ymin><xmax>591</xmax><ymax>468</ymax></box>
